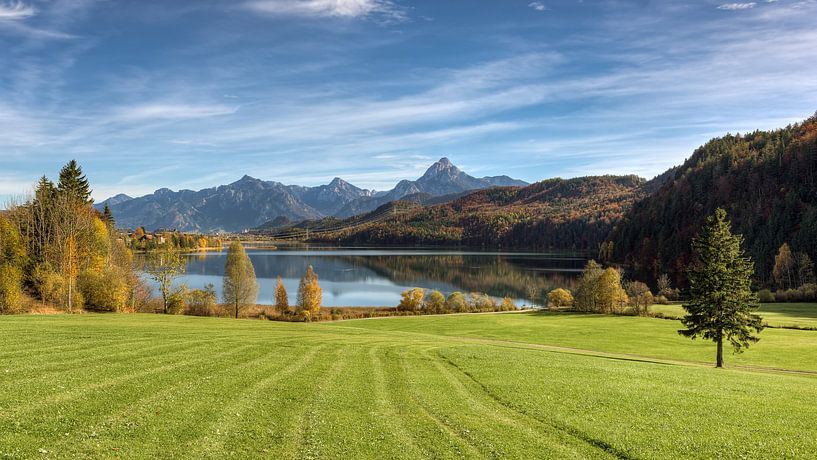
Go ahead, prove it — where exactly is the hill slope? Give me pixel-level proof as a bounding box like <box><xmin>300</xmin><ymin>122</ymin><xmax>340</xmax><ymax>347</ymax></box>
<box><xmin>609</xmin><ymin>113</ymin><xmax>817</xmax><ymax>285</ymax></box>
<box><xmin>309</xmin><ymin>175</ymin><xmax>646</xmax><ymax>250</ymax></box>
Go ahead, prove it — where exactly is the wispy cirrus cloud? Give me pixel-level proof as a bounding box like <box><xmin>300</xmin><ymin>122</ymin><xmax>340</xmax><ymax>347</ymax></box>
<box><xmin>114</xmin><ymin>103</ymin><xmax>238</xmax><ymax>121</ymax></box>
<box><xmin>717</xmin><ymin>2</ymin><xmax>757</xmax><ymax>10</ymax></box>
<box><xmin>0</xmin><ymin>0</ymin><xmax>78</xmax><ymax>39</ymax></box>
<box><xmin>0</xmin><ymin>1</ymin><xmax>34</xmax><ymax>20</ymax></box>
<box><xmin>244</xmin><ymin>0</ymin><xmax>407</xmax><ymax>21</ymax></box>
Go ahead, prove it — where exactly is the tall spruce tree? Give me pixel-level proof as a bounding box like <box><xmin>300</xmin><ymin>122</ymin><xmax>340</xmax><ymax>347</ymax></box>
<box><xmin>102</xmin><ymin>204</ymin><xmax>115</xmax><ymax>227</ymax></box>
<box><xmin>679</xmin><ymin>208</ymin><xmax>763</xmax><ymax>368</ymax></box>
<box><xmin>57</xmin><ymin>160</ymin><xmax>92</xmax><ymax>204</ymax></box>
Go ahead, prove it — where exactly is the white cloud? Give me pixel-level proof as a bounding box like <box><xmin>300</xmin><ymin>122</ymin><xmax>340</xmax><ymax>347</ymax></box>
<box><xmin>528</xmin><ymin>2</ymin><xmax>547</xmax><ymax>12</ymax></box>
<box><xmin>717</xmin><ymin>2</ymin><xmax>757</xmax><ymax>10</ymax></box>
<box><xmin>244</xmin><ymin>0</ymin><xmax>406</xmax><ymax>21</ymax></box>
<box><xmin>114</xmin><ymin>103</ymin><xmax>238</xmax><ymax>121</ymax></box>
<box><xmin>0</xmin><ymin>1</ymin><xmax>34</xmax><ymax>21</ymax></box>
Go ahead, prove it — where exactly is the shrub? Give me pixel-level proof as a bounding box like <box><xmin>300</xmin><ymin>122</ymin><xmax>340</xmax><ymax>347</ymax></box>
<box><xmin>469</xmin><ymin>292</ymin><xmax>497</xmax><ymax>312</ymax></box>
<box><xmin>166</xmin><ymin>284</ymin><xmax>189</xmax><ymax>314</ymax></box>
<box><xmin>800</xmin><ymin>283</ymin><xmax>817</xmax><ymax>301</ymax></box>
<box><xmin>398</xmin><ymin>288</ymin><xmax>425</xmax><ymax>311</ymax></box>
<box><xmin>445</xmin><ymin>292</ymin><xmax>467</xmax><ymax>313</ymax></box>
<box><xmin>0</xmin><ymin>264</ymin><xmax>23</xmax><ymax>313</ymax></box>
<box><xmin>78</xmin><ymin>267</ymin><xmax>130</xmax><ymax>312</ymax></box>
<box><xmin>500</xmin><ymin>297</ymin><xmax>516</xmax><ymax>311</ymax></box>
<box><xmin>758</xmin><ymin>289</ymin><xmax>775</xmax><ymax>303</ymax></box>
<box><xmin>185</xmin><ymin>284</ymin><xmax>221</xmax><ymax>316</ymax></box>
<box><xmin>654</xmin><ymin>295</ymin><xmax>669</xmax><ymax>305</ymax></box>
<box><xmin>425</xmin><ymin>290</ymin><xmax>446</xmax><ymax>314</ymax></box>
<box><xmin>547</xmin><ymin>288</ymin><xmax>574</xmax><ymax>311</ymax></box>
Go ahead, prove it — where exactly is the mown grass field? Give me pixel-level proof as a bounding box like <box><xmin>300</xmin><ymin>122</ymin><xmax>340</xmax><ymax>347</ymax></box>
<box><xmin>1</xmin><ymin>312</ymin><xmax>816</xmax><ymax>459</ymax></box>
<box><xmin>649</xmin><ymin>302</ymin><xmax>817</xmax><ymax>329</ymax></box>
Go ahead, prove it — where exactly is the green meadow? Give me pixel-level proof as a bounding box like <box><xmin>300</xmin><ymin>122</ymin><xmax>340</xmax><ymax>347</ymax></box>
<box><xmin>649</xmin><ymin>302</ymin><xmax>817</xmax><ymax>329</ymax></box>
<box><xmin>1</xmin><ymin>311</ymin><xmax>816</xmax><ymax>459</ymax></box>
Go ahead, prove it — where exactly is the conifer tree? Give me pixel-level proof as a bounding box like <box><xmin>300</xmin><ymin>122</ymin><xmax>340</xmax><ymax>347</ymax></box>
<box><xmin>57</xmin><ymin>160</ymin><xmax>92</xmax><ymax>204</ymax></box>
<box><xmin>679</xmin><ymin>208</ymin><xmax>763</xmax><ymax>368</ymax></box>
<box><xmin>102</xmin><ymin>204</ymin><xmax>115</xmax><ymax>228</ymax></box>
<box><xmin>223</xmin><ymin>242</ymin><xmax>258</xmax><ymax>319</ymax></box>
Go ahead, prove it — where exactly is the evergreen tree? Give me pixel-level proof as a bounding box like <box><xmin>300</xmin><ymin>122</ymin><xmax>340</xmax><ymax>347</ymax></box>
<box><xmin>679</xmin><ymin>208</ymin><xmax>763</xmax><ymax>368</ymax></box>
<box><xmin>102</xmin><ymin>204</ymin><xmax>115</xmax><ymax>228</ymax></box>
<box><xmin>223</xmin><ymin>242</ymin><xmax>258</xmax><ymax>319</ymax></box>
<box><xmin>57</xmin><ymin>160</ymin><xmax>92</xmax><ymax>204</ymax></box>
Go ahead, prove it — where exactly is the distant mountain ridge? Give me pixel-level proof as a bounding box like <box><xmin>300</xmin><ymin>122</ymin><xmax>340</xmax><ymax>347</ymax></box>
<box><xmin>305</xmin><ymin>175</ymin><xmax>646</xmax><ymax>250</ymax></box>
<box><xmin>98</xmin><ymin>158</ymin><xmax>528</xmax><ymax>232</ymax></box>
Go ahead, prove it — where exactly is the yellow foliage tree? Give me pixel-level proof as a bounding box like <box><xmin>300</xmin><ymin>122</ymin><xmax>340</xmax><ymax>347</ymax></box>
<box><xmin>398</xmin><ymin>288</ymin><xmax>425</xmax><ymax>311</ymax></box>
<box><xmin>297</xmin><ymin>265</ymin><xmax>322</xmax><ymax>320</ymax></box>
<box><xmin>597</xmin><ymin>267</ymin><xmax>629</xmax><ymax>314</ymax></box>
<box><xmin>547</xmin><ymin>288</ymin><xmax>574</xmax><ymax>311</ymax></box>
<box><xmin>275</xmin><ymin>276</ymin><xmax>289</xmax><ymax>313</ymax></box>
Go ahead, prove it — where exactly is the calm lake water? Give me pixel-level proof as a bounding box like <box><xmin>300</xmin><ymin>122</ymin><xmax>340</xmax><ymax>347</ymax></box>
<box><xmin>155</xmin><ymin>247</ymin><xmax>587</xmax><ymax>307</ymax></box>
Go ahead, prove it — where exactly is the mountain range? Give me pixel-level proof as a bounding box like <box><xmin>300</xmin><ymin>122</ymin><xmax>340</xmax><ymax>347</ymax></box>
<box><xmin>97</xmin><ymin>158</ymin><xmax>527</xmax><ymax>232</ymax></box>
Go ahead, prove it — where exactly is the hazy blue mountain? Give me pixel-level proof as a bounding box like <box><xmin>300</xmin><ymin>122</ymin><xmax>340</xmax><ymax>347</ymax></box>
<box><xmin>335</xmin><ymin>158</ymin><xmax>528</xmax><ymax>217</ymax></box>
<box><xmin>95</xmin><ymin>193</ymin><xmax>133</xmax><ymax>208</ymax></box>
<box><xmin>102</xmin><ymin>158</ymin><xmax>527</xmax><ymax>232</ymax></box>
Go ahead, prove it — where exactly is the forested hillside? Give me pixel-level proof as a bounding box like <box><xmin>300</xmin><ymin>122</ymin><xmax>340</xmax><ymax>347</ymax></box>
<box><xmin>309</xmin><ymin>175</ymin><xmax>645</xmax><ymax>250</ymax></box>
<box><xmin>609</xmin><ymin>114</ymin><xmax>817</xmax><ymax>286</ymax></box>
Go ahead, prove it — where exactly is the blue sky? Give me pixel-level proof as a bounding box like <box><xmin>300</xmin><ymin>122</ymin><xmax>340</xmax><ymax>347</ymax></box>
<box><xmin>1</xmin><ymin>0</ymin><xmax>816</xmax><ymax>202</ymax></box>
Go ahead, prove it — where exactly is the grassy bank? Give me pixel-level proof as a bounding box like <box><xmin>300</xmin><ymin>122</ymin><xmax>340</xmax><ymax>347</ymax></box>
<box><xmin>1</xmin><ymin>313</ymin><xmax>815</xmax><ymax>458</ymax></box>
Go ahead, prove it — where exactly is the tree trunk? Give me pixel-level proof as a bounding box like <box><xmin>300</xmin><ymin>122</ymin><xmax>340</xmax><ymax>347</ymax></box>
<box><xmin>235</xmin><ymin>302</ymin><xmax>238</xmax><ymax>319</ymax></box>
<box><xmin>163</xmin><ymin>293</ymin><xmax>168</xmax><ymax>314</ymax></box>
<box><xmin>716</xmin><ymin>335</ymin><xmax>724</xmax><ymax>368</ymax></box>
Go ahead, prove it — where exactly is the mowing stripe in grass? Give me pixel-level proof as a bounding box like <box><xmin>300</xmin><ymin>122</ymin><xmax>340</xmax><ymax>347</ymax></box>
<box><xmin>435</xmin><ymin>347</ymin><xmax>632</xmax><ymax>460</ymax></box>
<box><xmin>0</xmin><ymin>337</ymin><xmax>195</xmax><ymax>385</ymax></box>
<box><xmin>366</xmin><ymin>344</ymin><xmax>428</xmax><ymax>458</ymax></box>
<box><xmin>188</xmin><ymin>344</ymin><xmax>331</xmax><ymax>458</ymax></box>
<box><xmin>0</xmin><ymin>338</ymin><xmax>238</xmax><ymax>421</ymax></box>
<box><xmin>425</xmin><ymin>347</ymin><xmax>615</xmax><ymax>459</ymax></box>
<box><xmin>396</xmin><ymin>345</ymin><xmax>485</xmax><ymax>459</ymax></box>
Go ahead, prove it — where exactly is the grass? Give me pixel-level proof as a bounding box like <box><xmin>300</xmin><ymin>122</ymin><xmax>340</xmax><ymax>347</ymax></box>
<box><xmin>1</xmin><ymin>313</ymin><xmax>815</xmax><ymax>458</ymax></box>
<box><xmin>649</xmin><ymin>302</ymin><xmax>817</xmax><ymax>329</ymax></box>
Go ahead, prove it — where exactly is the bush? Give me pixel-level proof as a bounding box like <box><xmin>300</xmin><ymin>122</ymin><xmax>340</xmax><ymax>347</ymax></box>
<box><xmin>0</xmin><ymin>263</ymin><xmax>23</xmax><ymax>313</ymax></box>
<box><xmin>445</xmin><ymin>292</ymin><xmax>467</xmax><ymax>313</ymax></box>
<box><xmin>425</xmin><ymin>290</ymin><xmax>446</xmax><ymax>314</ymax></box>
<box><xmin>758</xmin><ymin>289</ymin><xmax>775</xmax><ymax>303</ymax></box>
<box><xmin>184</xmin><ymin>284</ymin><xmax>221</xmax><ymax>317</ymax></box>
<box><xmin>469</xmin><ymin>293</ymin><xmax>497</xmax><ymax>312</ymax></box>
<box><xmin>500</xmin><ymin>297</ymin><xmax>516</xmax><ymax>311</ymax></box>
<box><xmin>78</xmin><ymin>267</ymin><xmax>130</xmax><ymax>312</ymax></box>
<box><xmin>33</xmin><ymin>265</ymin><xmax>66</xmax><ymax>306</ymax></box>
<box><xmin>654</xmin><ymin>295</ymin><xmax>669</xmax><ymax>305</ymax></box>
<box><xmin>398</xmin><ymin>288</ymin><xmax>425</xmax><ymax>311</ymax></box>
<box><xmin>166</xmin><ymin>285</ymin><xmax>189</xmax><ymax>314</ymax></box>
<box><xmin>800</xmin><ymin>283</ymin><xmax>817</xmax><ymax>301</ymax></box>
<box><xmin>547</xmin><ymin>288</ymin><xmax>574</xmax><ymax>310</ymax></box>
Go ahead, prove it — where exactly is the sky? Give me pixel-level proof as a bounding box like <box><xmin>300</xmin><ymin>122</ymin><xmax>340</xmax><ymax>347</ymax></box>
<box><xmin>1</xmin><ymin>0</ymin><xmax>816</xmax><ymax>202</ymax></box>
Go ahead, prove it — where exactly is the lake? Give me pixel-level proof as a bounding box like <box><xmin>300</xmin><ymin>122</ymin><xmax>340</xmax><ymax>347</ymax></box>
<box><xmin>156</xmin><ymin>246</ymin><xmax>587</xmax><ymax>307</ymax></box>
